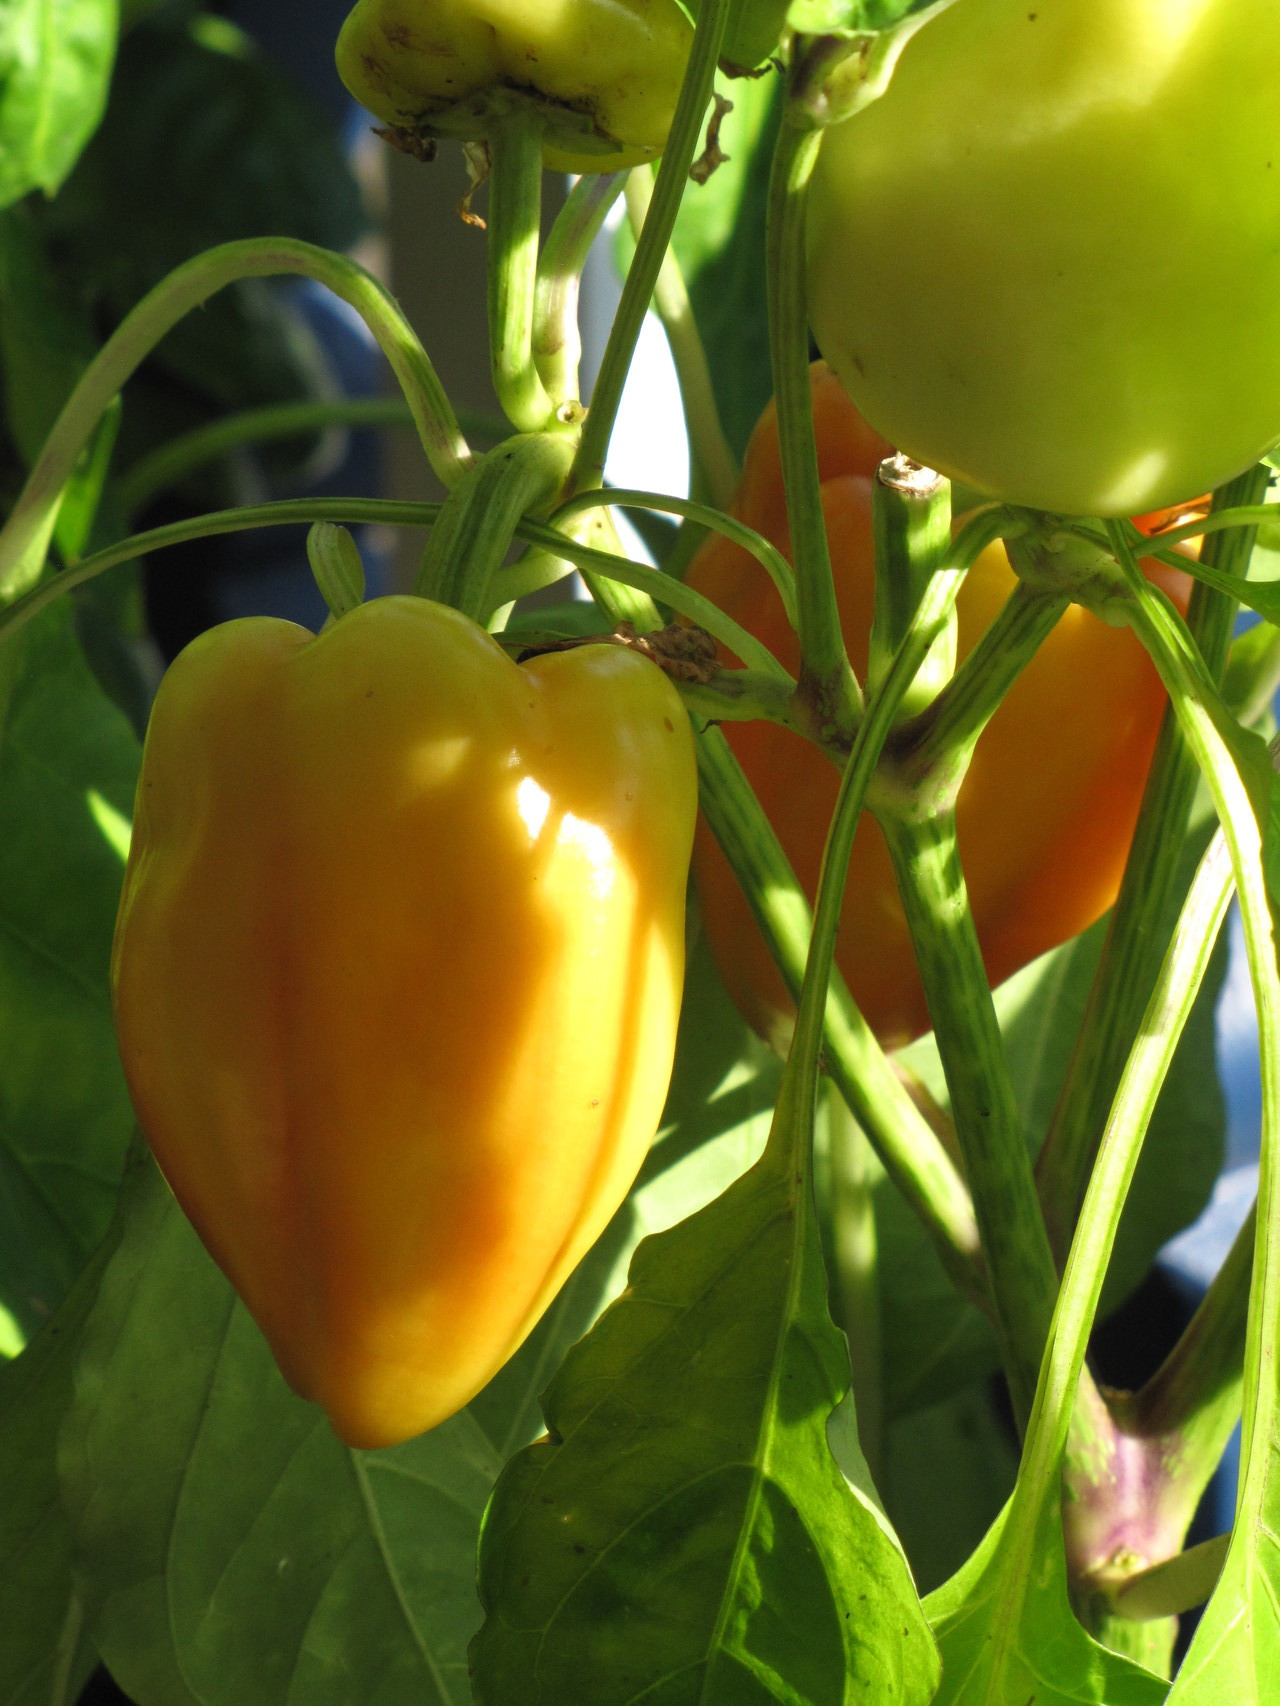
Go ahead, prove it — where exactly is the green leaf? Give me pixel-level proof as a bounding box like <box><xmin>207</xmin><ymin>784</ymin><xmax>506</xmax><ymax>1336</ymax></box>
<box><xmin>0</xmin><ymin>1151</ymin><xmax>127</xmax><ymax>1706</ymax></box>
<box><xmin>61</xmin><ymin>1153</ymin><xmax>495</xmax><ymax>1706</ymax></box>
<box><xmin>33</xmin><ymin>13</ymin><xmax>364</xmax><ymax>429</ymax></box>
<box><xmin>0</xmin><ymin>0</ymin><xmax>117</xmax><ymax>209</ymax></box>
<box><xmin>882</xmin><ymin>1384</ymin><xmax>1017</xmax><ymax>1598</ymax></box>
<box><xmin>0</xmin><ymin>208</ymin><xmax>96</xmax><ymax>470</ymax></box>
<box><xmin>471</xmin><ymin>1133</ymin><xmax>938</xmax><ymax>1701</ymax></box>
<box><xmin>926</xmin><ymin>1497</ymin><xmax>1167</xmax><ymax>1706</ymax></box>
<box><xmin>0</xmin><ymin>601</ymin><xmax>138</xmax><ymax>1342</ymax></box>
<box><xmin>671</xmin><ymin>70</ymin><xmax>780</xmax><ymax>463</ymax></box>
<box><xmin>58</xmin><ymin>932</ymin><xmax>780</xmax><ymax>1703</ymax></box>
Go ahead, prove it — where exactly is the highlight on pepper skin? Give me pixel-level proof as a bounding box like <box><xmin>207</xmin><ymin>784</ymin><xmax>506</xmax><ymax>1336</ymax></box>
<box><xmin>110</xmin><ymin>595</ymin><xmax>697</xmax><ymax>1449</ymax></box>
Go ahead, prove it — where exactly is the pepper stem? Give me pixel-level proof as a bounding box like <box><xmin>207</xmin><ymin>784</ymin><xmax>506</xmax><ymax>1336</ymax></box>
<box><xmin>487</xmin><ymin>111</ymin><xmax>559</xmax><ymax>433</ymax></box>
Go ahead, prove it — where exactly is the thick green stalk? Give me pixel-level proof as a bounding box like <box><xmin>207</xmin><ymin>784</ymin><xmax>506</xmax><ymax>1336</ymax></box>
<box><xmin>765</xmin><ymin>111</ymin><xmax>858</xmax><ymax>737</ymax></box>
<box><xmin>696</xmin><ymin>725</ymin><xmax>986</xmax><ymax>1313</ymax></box>
<box><xmin>416</xmin><ymin>432</ymin><xmax>576</xmax><ymax>619</ymax></box>
<box><xmin>881</xmin><ymin>808</ymin><xmax>1058</xmax><ymax>1434</ymax></box>
<box><xmin>1035</xmin><ymin>464</ymin><xmax>1269</xmax><ymax>1258</ymax></box>
<box><xmin>487</xmin><ymin>111</ymin><xmax>558</xmax><ymax>432</ymax></box>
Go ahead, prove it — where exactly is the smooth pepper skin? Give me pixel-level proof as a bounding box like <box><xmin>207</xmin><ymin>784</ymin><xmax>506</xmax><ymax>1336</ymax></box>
<box><xmin>688</xmin><ymin>365</ymin><xmax>1190</xmax><ymax>1050</ymax></box>
<box><xmin>336</xmin><ymin>0</ymin><xmax>693</xmax><ymax>174</ymax></box>
<box><xmin>111</xmin><ymin>596</ymin><xmax>697</xmax><ymax>1450</ymax></box>
<box><xmin>806</xmin><ymin>0</ymin><xmax>1280</xmax><ymax>516</ymax></box>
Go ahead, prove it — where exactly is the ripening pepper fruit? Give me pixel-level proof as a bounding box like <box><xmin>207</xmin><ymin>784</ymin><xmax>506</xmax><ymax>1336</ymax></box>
<box><xmin>805</xmin><ymin>0</ymin><xmax>1280</xmax><ymax>516</ymax></box>
<box><xmin>689</xmin><ymin>365</ymin><xmax>1190</xmax><ymax>1049</ymax></box>
<box><xmin>336</xmin><ymin>0</ymin><xmax>694</xmax><ymax>175</ymax></box>
<box><xmin>111</xmin><ymin>596</ymin><xmax>697</xmax><ymax>1449</ymax></box>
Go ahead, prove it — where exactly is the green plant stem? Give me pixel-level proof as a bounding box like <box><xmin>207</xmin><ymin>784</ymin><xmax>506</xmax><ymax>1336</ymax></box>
<box><xmin>0</xmin><ymin>238</ymin><xmax>469</xmax><ymax>605</ymax></box>
<box><xmin>696</xmin><ymin>722</ymin><xmax>987</xmax><ymax>1313</ymax></box>
<box><xmin>416</xmin><ymin>431</ymin><xmax>576</xmax><ymax>618</ymax></box>
<box><xmin>114</xmin><ymin>400</ymin><xmax>509</xmax><ymax>524</ymax></box>
<box><xmin>881</xmin><ymin>807</ymin><xmax>1058</xmax><ymax>1435</ymax></box>
<box><xmin>1105</xmin><ymin>528</ymin><xmax>1280</xmax><ymax>1491</ymax></box>
<box><xmin>978</xmin><ymin>751</ymin><xmax>1246</xmax><ymax>1650</ymax></box>
<box><xmin>553</xmin><ymin>486</ymin><xmax>797</xmax><ymax>627</ymax></box>
<box><xmin>1117</xmin><ymin>1184</ymin><xmax>1252</xmax><ymax>1536</ymax></box>
<box><xmin>533</xmin><ymin>171</ymin><xmax>624</xmax><ymax>409</ymax></box>
<box><xmin>0</xmin><ymin>489</ymin><xmax>799</xmax><ymax>726</ymax></box>
<box><xmin>569</xmin><ymin>0</ymin><xmax>729</xmax><ymax>493</ymax></box>
<box><xmin>488</xmin><ymin>111</ymin><xmax>558</xmax><ymax>432</ymax></box>
<box><xmin>1059</xmin><ymin>830</ymin><xmax>1235</xmax><ymax>1594</ymax></box>
<box><xmin>895</xmin><ymin>581</ymin><xmax>1068</xmax><ymax>791</ymax></box>
<box><xmin>1034</xmin><ymin>464</ymin><xmax>1268</xmax><ymax>1262</ymax></box>
<box><xmin>623</xmin><ymin>166</ymin><xmax>738</xmax><ymax>513</ymax></box>
<box><xmin>762</xmin><ymin>545</ymin><xmax>976</xmax><ymax>1202</ymax></box>
<box><xmin>765</xmin><ymin>108</ymin><xmax>858</xmax><ymax>738</ymax></box>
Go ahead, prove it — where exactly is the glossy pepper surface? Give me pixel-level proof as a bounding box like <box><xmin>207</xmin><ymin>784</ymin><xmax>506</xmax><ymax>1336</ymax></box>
<box><xmin>689</xmin><ymin>365</ymin><xmax>1190</xmax><ymax>1049</ymax></box>
<box><xmin>336</xmin><ymin>0</ymin><xmax>693</xmax><ymax>174</ymax></box>
<box><xmin>111</xmin><ymin>596</ymin><xmax>697</xmax><ymax>1449</ymax></box>
<box><xmin>805</xmin><ymin>0</ymin><xmax>1280</xmax><ymax>516</ymax></box>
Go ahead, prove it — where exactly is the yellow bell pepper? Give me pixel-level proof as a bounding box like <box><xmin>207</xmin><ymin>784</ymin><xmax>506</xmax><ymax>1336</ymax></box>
<box><xmin>336</xmin><ymin>0</ymin><xmax>694</xmax><ymax>174</ymax></box>
<box><xmin>111</xmin><ymin>596</ymin><xmax>697</xmax><ymax>1450</ymax></box>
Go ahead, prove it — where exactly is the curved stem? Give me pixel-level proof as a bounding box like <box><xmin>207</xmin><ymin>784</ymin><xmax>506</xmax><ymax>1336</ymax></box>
<box><xmin>766</xmin><ymin>109</ymin><xmax>858</xmax><ymax>738</ymax></box>
<box><xmin>552</xmin><ymin>486</ymin><xmax>797</xmax><ymax>628</ymax></box>
<box><xmin>999</xmin><ymin>794</ymin><xmax>1242</xmax><ymax>1624</ymax></box>
<box><xmin>569</xmin><ymin>0</ymin><xmax>730</xmax><ymax>493</ymax></box>
<box><xmin>488</xmin><ymin>111</ymin><xmax>558</xmax><ymax>432</ymax></box>
<box><xmin>623</xmin><ymin>166</ymin><xmax>738</xmax><ymax>512</ymax></box>
<box><xmin>0</xmin><ymin>497</ymin><xmax>445</xmax><ymax>648</ymax></box>
<box><xmin>0</xmin><ymin>237</ymin><xmax>470</xmax><ymax>604</ymax></box>
<box><xmin>533</xmin><ymin>171</ymin><xmax>624</xmax><ymax>409</ymax></box>
<box><xmin>498</xmin><ymin>515</ymin><xmax>796</xmax><ymax>682</ymax></box>
<box><xmin>114</xmin><ymin>400</ymin><xmax>508</xmax><ymax>525</ymax></box>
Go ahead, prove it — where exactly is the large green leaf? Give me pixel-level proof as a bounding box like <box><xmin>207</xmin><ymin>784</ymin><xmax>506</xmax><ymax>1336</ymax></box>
<box><xmin>471</xmin><ymin>1110</ymin><xmax>938</xmax><ymax>1702</ymax></box>
<box><xmin>0</xmin><ymin>1149</ymin><xmax>127</xmax><ymax>1706</ymax></box>
<box><xmin>0</xmin><ymin>601</ymin><xmax>138</xmax><ymax>1343</ymax></box>
<box><xmin>57</xmin><ymin>931</ymin><xmax>780</xmax><ymax>1704</ymax></box>
<box><xmin>0</xmin><ymin>0</ymin><xmax>117</xmax><ymax>209</ymax></box>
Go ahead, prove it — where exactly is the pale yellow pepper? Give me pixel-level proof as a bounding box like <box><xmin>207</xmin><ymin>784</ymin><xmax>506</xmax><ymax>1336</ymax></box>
<box><xmin>336</xmin><ymin>0</ymin><xmax>694</xmax><ymax>173</ymax></box>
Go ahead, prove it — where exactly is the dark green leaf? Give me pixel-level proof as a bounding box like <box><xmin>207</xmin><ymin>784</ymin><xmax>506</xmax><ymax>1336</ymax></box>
<box><xmin>0</xmin><ymin>0</ymin><xmax>116</xmax><ymax>209</ymax></box>
<box><xmin>882</xmin><ymin>1384</ymin><xmax>1017</xmax><ymax>1597</ymax></box>
<box><xmin>0</xmin><ymin>1149</ymin><xmax>126</xmax><ymax>1706</ymax></box>
<box><xmin>0</xmin><ymin>602</ymin><xmax>138</xmax><ymax>1341</ymax></box>
<box><xmin>35</xmin><ymin>14</ymin><xmax>363</xmax><ymax>424</ymax></box>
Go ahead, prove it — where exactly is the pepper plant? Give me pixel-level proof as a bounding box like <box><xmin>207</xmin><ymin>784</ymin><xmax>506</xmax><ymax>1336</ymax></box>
<box><xmin>3</xmin><ymin>2</ymin><xmax>1280</xmax><ymax>1703</ymax></box>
